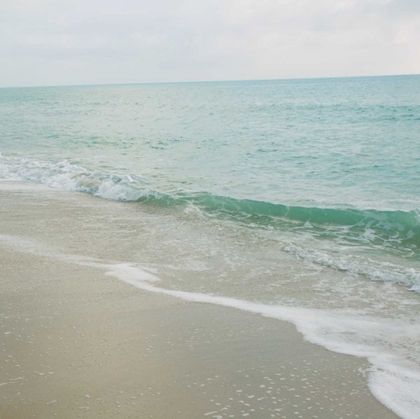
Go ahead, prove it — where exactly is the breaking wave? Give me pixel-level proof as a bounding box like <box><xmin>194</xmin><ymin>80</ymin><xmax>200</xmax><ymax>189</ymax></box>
<box><xmin>1</xmin><ymin>156</ymin><xmax>418</xmax><ymax>247</ymax></box>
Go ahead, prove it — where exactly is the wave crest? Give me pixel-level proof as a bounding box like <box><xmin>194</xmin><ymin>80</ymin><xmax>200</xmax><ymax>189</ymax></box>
<box><xmin>1</xmin><ymin>155</ymin><xmax>419</xmax><ymax>258</ymax></box>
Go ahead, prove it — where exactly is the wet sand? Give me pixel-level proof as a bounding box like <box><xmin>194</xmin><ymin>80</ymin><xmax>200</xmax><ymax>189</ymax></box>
<box><xmin>0</xmin><ymin>181</ymin><xmax>398</xmax><ymax>418</ymax></box>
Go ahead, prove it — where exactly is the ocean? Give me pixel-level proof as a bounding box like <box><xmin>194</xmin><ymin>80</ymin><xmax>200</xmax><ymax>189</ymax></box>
<box><xmin>1</xmin><ymin>75</ymin><xmax>420</xmax><ymax>418</ymax></box>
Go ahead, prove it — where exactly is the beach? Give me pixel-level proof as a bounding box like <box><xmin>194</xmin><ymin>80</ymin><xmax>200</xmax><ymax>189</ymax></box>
<box><xmin>0</xmin><ymin>181</ymin><xmax>399</xmax><ymax>418</ymax></box>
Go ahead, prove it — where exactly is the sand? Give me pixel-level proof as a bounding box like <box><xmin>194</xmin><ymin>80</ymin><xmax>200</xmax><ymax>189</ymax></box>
<box><xmin>0</xmin><ymin>181</ymin><xmax>398</xmax><ymax>418</ymax></box>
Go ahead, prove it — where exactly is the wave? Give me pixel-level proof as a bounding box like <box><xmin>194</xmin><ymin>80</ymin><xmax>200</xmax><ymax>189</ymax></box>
<box><xmin>185</xmin><ymin>193</ymin><xmax>420</xmax><ymax>248</ymax></box>
<box><xmin>0</xmin><ymin>155</ymin><xmax>167</xmax><ymax>201</ymax></box>
<box><xmin>2</xmin><ymin>155</ymin><xmax>419</xmax><ymax>250</ymax></box>
<box><xmin>284</xmin><ymin>243</ymin><xmax>420</xmax><ymax>292</ymax></box>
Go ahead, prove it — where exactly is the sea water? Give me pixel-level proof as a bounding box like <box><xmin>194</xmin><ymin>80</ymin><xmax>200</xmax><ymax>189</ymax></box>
<box><xmin>1</xmin><ymin>75</ymin><xmax>420</xmax><ymax>417</ymax></box>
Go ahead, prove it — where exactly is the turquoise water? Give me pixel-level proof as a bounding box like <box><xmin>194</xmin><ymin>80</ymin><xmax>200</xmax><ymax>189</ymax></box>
<box><xmin>1</xmin><ymin>75</ymin><xmax>420</xmax><ymax>417</ymax></box>
<box><xmin>1</xmin><ymin>77</ymin><xmax>419</xmax><ymax>211</ymax></box>
<box><xmin>1</xmin><ymin>76</ymin><xmax>420</xmax><ymax>286</ymax></box>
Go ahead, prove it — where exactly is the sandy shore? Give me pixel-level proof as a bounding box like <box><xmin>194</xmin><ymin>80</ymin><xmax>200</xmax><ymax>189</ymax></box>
<box><xmin>0</xmin><ymin>181</ymin><xmax>398</xmax><ymax>418</ymax></box>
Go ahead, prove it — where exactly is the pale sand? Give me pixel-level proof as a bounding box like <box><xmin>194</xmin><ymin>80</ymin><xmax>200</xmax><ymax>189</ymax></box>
<box><xmin>0</xmin><ymin>181</ymin><xmax>397</xmax><ymax>418</ymax></box>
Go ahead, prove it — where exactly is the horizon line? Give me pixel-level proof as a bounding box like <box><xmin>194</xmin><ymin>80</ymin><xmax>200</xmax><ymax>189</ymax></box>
<box><xmin>1</xmin><ymin>72</ymin><xmax>419</xmax><ymax>89</ymax></box>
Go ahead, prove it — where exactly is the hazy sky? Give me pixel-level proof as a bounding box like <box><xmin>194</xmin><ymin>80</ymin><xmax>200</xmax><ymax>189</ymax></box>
<box><xmin>1</xmin><ymin>0</ymin><xmax>419</xmax><ymax>87</ymax></box>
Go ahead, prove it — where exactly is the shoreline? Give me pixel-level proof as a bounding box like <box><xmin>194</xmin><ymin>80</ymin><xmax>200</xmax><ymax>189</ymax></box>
<box><xmin>0</xmin><ymin>181</ymin><xmax>399</xmax><ymax>418</ymax></box>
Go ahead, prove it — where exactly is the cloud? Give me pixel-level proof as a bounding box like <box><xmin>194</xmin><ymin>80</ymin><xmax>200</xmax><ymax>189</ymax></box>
<box><xmin>0</xmin><ymin>0</ymin><xmax>419</xmax><ymax>86</ymax></box>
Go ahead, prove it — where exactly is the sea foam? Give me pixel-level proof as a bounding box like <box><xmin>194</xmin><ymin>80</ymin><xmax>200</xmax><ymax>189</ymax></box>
<box><xmin>0</xmin><ymin>155</ymin><xmax>156</xmax><ymax>202</ymax></box>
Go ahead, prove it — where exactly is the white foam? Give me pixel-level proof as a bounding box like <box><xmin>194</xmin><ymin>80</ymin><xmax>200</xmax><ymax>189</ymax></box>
<box><xmin>103</xmin><ymin>262</ymin><xmax>420</xmax><ymax>419</ymax></box>
<box><xmin>0</xmin><ymin>156</ymin><xmax>153</xmax><ymax>202</ymax></box>
<box><xmin>284</xmin><ymin>242</ymin><xmax>420</xmax><ymax>293</ymax></box>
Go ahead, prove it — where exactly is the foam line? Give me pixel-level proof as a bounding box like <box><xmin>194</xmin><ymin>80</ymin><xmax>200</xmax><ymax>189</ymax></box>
<box><xmin>102</xmin><ymin>262</ymin><xmax>420</xmax><ymax>419</ymax></box>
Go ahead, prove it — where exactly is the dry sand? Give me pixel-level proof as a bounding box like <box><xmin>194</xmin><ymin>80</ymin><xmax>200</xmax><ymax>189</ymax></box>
<box><xmin>0</xmin><ymin>181</ymin><xmax>398</xmax><ymax>418</ymax></box>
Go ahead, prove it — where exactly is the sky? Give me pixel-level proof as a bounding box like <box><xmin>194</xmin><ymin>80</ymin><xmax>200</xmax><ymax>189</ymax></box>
<box><xmin>0</xmin><ymin>0</ymin><xmax>419</xmax><ymax>87</ymax></box>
